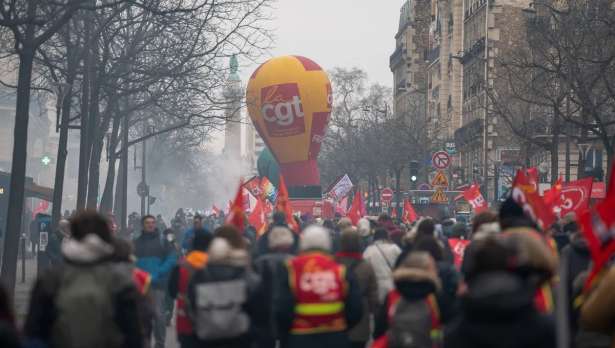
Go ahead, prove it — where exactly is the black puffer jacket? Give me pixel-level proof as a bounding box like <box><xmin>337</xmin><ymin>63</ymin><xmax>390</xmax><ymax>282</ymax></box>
<box><xmin>445</xmin><ymin>272</ymin><xmax>556</xmax><ymax>348</ymax></box>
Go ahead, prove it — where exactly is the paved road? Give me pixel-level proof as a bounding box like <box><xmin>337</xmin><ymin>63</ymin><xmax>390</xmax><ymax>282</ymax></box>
<box><xmin>14</xmin><ymin>258</ymin><xmax>179</xmax><ymax>348</ymax></box>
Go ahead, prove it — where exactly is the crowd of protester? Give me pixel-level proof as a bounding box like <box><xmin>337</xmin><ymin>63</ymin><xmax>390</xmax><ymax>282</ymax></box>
<box><xmin>0</xmin><ymin>195</ymin><xmax>614</xmax><ymax>348</ymax></box>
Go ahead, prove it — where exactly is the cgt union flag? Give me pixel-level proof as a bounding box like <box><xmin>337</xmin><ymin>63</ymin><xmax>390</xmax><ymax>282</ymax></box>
<box><xmin>463</xmin><ymin>184</ymin><xmax>488</xmax><ymax>214</ymax></box>
<box><xmin>402</xmin><ymin>199</ymin><xmax>418</xmax><ymax>224</ymax></box>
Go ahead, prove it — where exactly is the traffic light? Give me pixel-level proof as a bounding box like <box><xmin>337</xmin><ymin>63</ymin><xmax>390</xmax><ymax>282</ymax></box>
<box><xmin>409</xmin><ymin>161</ymin><xmax>419</xmax><ymax>185</ymax></box>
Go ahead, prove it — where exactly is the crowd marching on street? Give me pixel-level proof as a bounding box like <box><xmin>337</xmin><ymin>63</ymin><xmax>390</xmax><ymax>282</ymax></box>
<box><xmin>0</xmin><ymin>166</ymin><xmax>615</xmax><ymax>348</ymax></box>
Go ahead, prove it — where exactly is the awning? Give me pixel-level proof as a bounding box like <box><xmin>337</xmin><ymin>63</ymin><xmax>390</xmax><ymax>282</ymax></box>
<box><xmin>0</xmin><ymin>171</ymin><xmax>54</xmax><ymax>202</ymax></box>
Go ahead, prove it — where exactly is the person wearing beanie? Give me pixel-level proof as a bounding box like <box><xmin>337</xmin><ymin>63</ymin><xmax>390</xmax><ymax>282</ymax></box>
<box><xmin>168</xmin><ymin>230</ymin><xmax>213</xmax><ymax>348</ymax></box>
<box><xmin>253</xmin><ymin>227</ymin><xmax>296</xmax><ymax>348</ymax></box>
<box><xmin>364</xmin><ymin>228</ymin><xmax>402</xmax><ymax>302</ymax></box>
<box><xmin>373</xmin><ymin>251</ymin><xmax>443</xmax><ymax>348</ymax></box>
<box><xmin>335</xmin><ymin>229</ymin><xmax>378</xmax><ymax>348</ymax></box>
<box><xmin>187</xmin><ymin>236</ymin><xmax>263</xmax><ymax>348</ymax></box>
<box><xmin>276</xmin><ymin>225</ymin><xmax>363</xmax><ymax>348</ymax></box>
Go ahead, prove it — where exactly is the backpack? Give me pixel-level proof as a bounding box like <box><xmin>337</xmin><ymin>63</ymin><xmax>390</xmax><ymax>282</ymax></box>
<box><xmin>51</xmin><ymin>263</ymin><xmax>128</xmax><ymax>348</ymax></box>
<box><xmin>191</xmin><ymin>269</ymin><xmax>251</xmax><ymax>341</ymax></box>
<box><xmin>387</xmin><ymin>295</ymin><xmax>441</xmax><ymax>348</ymax></box>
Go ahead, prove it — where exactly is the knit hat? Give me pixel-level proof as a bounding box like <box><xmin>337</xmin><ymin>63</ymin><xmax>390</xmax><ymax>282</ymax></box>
<box><xmin>300</xmin><ymin>225</ymin><xmax>332</xmax><ymax>252</ymax></box>
<box><xmin>268</xmin><ymin>226</ymin><xmax>294</xmax><ymax>251</ymax></box>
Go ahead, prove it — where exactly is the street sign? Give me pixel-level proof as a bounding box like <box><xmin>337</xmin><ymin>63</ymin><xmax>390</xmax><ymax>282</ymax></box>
<box><xmin>431</xmin><ymin>171</ymin><xmax>449</xmax><ymax>187</ymax></box>
<box><xmin>432</xmin><ymin>151</ymin><xmax>451</xmax><ymax>169</ymax></box>
<box><xmin>381</xmin><ymin>188</ymin><xmax>394</xmax><ymax>203</ymax></box>
<box><xmin>445</xmin><ymin>142</ymin><xmax>457</xmax><ymax>155</ymax></box>
<box><xmin>431</xmin><ymin>188</ymin><xmax>449</xmax><ymax>204</ymax></box>
<box><xmin>418</xmin><ymin>183</ymin><xmax>431</xmax><ymax>191</ymax></box>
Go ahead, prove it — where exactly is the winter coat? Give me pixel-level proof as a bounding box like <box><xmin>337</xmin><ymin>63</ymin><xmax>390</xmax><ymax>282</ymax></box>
<box><xmin>435</xmin><ymin>261</ymin><xmax>460</xmax><ymax>323</ymax></box>
<box><xmin>134</xmin><ymin>230</ymin><xmax>177</xmax><ymax>289</ymax></box>
<box><xmin>373</xmin><ymin>262</ymin><xmax>442</xmax><ymax>342</ymax></box>
<box><xmin>444</xmin><ymin>272</ymin><xmax>556</xmax><ymax>348</ymax></box>
<box><xmin>252</xmin><ymin>251</ymin><xmax>293</xmax><ymax>344</ymax></box>
<box><xmin>336</xmin><ymin>253</ymin><xmax>379</xmax><ymax>343</ymax></box>
<box><xmin>24</xmin><ymin>235</ymin><xmax>143</xmax><ymax>348</ymax></box>
<box><xmin>46</xmin><ymin>230</ymin><xmax>65</xmax><ymax>267</ymax></box>
<box><xmin>364</xmin><ymin>241</ymin><xmax>402</xmax><ymax>302</ymax></box>
<box><xmin>580</xmin><ymin>266</ymin><xmax>615</xmax><ymax>348</ymax></box>
<box><xmin>0</xmin><ymin>321</ymin><xmax>20</xmax><ymax>348</ymax></box>
<box><xmin>180</xmin><ymin>227</ymin><xmax>211</xmax><ymax>252</ymax></box>
<box><xmin>187</xmin><ymin>251</ymin><xmax>265</xmax><ymax>348</ymax></box>
<box><xmin>275</xmin><ymin>251</ymin><xmax>364</xmax><ymax>348</ymax></box>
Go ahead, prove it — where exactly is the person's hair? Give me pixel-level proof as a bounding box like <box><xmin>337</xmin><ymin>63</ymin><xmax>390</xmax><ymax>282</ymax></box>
<box><xmin>451</xmin><ymin>223</ymin><xmax>468</xmax><ymax>239</ymax></box>
<box><xmin>272</xmin><ymin>211</ymin><xmax>287</xmax><ymax>226</ymax></box>
<box><xmin>110</xmin><ymin>238</ymin><xmax>134</xmax><ymax>263</ymax></box>
<box><xmin>378</xmin><ymin>214</ymin><xmax>392</xmax><ymax>223</ymax></box>
<box><xmin>463</xmin><ymin>236</ymin><xmax>515</xmax><ymax>282</ymax></box>
<box><xmin>322</xmin><ymin>219</ymin><xmax>336</xmax><ymax>231</ymax></box>
<box><xmin>373</xmin><ymin>228</ymin><xmax>389</xmax><ymax>241</ymax></box>
<box><xmin>141</xmin><ymin>214</ymin><xmax>156</xmax><ymax>226</ymax></box>
<box><xmin>499</xmin><ymin>197</ymin><xmax>539</xmax><ymax>231</ymax></box>
<box><xmin>413</xmin><ymin>236</ymin><xmax>444</xmax><ymax>262</ymax></box>
<box><xmin>193</xmin><ymin>214</ymin><xmax>203</xmax><ymax>222</ymax></box>
<box><xmin>416</xmin><ymin>218</ymin><xmax>435</xmax><ymax>238</ymax></box>
<box><xmin>70</xmin><ymin>210</ymin><xmax>112</xmax><ymax>243</ymax></box>
<box><xmin>214</xmin><ymin>225</ymin><xmax>246</xmax><ymax>249</ymax></box>
<box><xmin>471</xmin><ymin>211</ymin><xmax>499</xmax><ymax>234</ymax></box>
<box><xmin>337</xmin><ymin>217</ymin><xmax>353</xmax><ymax>230</ymax></box>
<box><xmin>193</xmin><ymin>230</ymin><xmax>213</xmax><ymax>252</ymax></box>
<box><xmin>340</xmin><ymin>228</ymin><xmax>362</xmax><ymax>253</ymax></box>
<box><xmin>268</xmin><ymin>226</ymin><xmax>294</xmax><ymax>251</ymax></box>
<box><xmin>398</xmin><ymin>251</ymin><xmax>433</xmax><ymax>270</ymax></box>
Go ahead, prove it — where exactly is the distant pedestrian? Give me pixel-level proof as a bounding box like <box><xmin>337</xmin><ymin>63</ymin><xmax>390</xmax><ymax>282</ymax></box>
<box><xmin>134</xmin><ymin>215</ymin><xmax>178</xmax><ymax>348</ymax></box>
<box><xmin>168</xmin><ymin>229</ymin><xmax>213</xmax><ymax>348</ymax></box>
<box><xmin>0</xmin><ymin>283</ymin><xmax>20</xmax><ymax>348</ymax></box>
<box><xmin>336</xmin><ymin>228</ymin><xmax>378</xmax><ymax>348</ymax></box>
<box><xmin>253</xmin><ymin>226</ymin><xmax>295</xmax><ymax>348</ymax></box>
<box><xmin>363</xmin><ymin>228</ymin><xmax>401</xmax><ymax>302</ymax></box>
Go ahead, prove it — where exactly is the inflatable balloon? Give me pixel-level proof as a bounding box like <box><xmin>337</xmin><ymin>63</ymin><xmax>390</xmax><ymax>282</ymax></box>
<box><xmin>246</xmin><ymin>55</ymin><xmax>332</xmax><ymax>188</ymax></box>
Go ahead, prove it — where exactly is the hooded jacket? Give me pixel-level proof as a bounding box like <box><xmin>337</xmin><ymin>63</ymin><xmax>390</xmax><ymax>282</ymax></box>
<box><xmin>444</xmin><ymin>272</ymin><xmax>556</xmax><ymax>348</ymax></box>
<box><xmin>363</xmin><ymin>240</ymin><xmax>402</xmax><ymax>301</ymax></box>
<box><xmin>373</xmin><ymin>260</ymin><xmax>442</xmax><ymax>340</ymax></box>
<box><xmin>24</xmin><ymin>234</ymin><xmax>143</xmax><ymax>348</ymax></box>
<box><xmin>580</xmin><ymin>266</ymin><xmax>615</xmax><ymax>348</ymax></box>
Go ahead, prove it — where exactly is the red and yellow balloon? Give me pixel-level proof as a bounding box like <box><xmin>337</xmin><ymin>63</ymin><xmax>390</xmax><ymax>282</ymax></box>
<box><xmin>246</xmin><ymin>55</ymin><xmax>332</xmax><ymax>187</ymax></box>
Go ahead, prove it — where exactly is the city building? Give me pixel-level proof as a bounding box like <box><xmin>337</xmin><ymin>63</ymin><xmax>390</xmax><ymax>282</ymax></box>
<box><xmin>390</xmin><ymin>0</ymin><xmax>431</xmax><ymax>123</ymax></box>
<box><xmin>426</xmin><ymin>0</ymin><xmax>464</xmax><ymax>149</ymax></box>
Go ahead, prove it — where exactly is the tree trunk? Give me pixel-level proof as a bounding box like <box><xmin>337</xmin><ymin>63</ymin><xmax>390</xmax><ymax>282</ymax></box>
<box><xmin>551</xmin><ymin>109</ymin><xmax>560</xmax><ymax>183</ymax></box>
<box><xmin>0</xmin><ymin>48</ymin><xmax>35</xmax><ymax>297</ymax></box>
<box><xmin>51</xmin><ymin>76</ymin><xmax>74</xmax><ymax>227</ymax></box>
<box><xmin>99</xmin><ymin>116</ymin><xmax>121</xmax><ymax>213</ymax></box>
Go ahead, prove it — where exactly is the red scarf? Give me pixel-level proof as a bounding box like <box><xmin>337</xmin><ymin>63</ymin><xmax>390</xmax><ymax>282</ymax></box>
<box><xmin>335</xmin><ymin>251</ymin><xmax>363</xmax><ymax>260</ymax></box>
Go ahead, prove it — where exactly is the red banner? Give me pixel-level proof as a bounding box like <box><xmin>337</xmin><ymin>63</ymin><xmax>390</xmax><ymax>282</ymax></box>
<box><xmin>555</xmin><ymin>178</ymin><xmax>593</xmax><ymax>217</ymax></box>
<box><xmin>448</xmin><ymin>238</ymin><xmax>470</xmax><ymax>268</ymax></box>
<box><xmin>276</xmin><ymin>175</ymin><xmax>299</xmax><ymax>232</ymax></box>
<box><xmin>462</xmin><ymin>184</ymin><xmax>488</xmax><ymax>214</ymax></box>
<box><xmin>347</xmin><ymin>191</ymin><xmax>364</xmax><ymax>226</ymax></box>
<box><xmin>248</xmin><ymin>198</ymin><xmax>267</xmax><ymax>236</ymax></box>
<box><xmin>225</xmin><ymin>181</ymin><xmax>246</xmax><ymax>232</ymax></box>
<box><xmin>512</xmin><ymin>169</ymin><xmax>555</xmax><ymax>230</ymax></box>
<box><xmin>243</xmin><ymin>176</ymin><xmax>263</xmax><ymax>199</ymax></box>
<box><xmin>402</xmin><ymin>199</ymin><xmax>418</xmax><ymax>224</ymax></box>
<box><xmin>580</xmin><ymin>164</ymin><xmax>615</xmax><ymax>291</ymax></box>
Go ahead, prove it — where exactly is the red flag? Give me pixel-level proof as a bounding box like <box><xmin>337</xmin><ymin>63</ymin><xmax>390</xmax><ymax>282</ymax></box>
<box><xmin>225</xmin><ymin>182</ymin><xmax>246</xmax><ymax>232</ymax></box>
<box><xmin>512</xmin><ymin>169</ymin><xmax>555</xmax><ymax>230</ymax></box>
<box><xmin>544</xmin><ymin>177</ymin><xmax>564</xmax><ymax>209</ymax></box>
<box><xmin>448</xmin><ymin>238</ymin><xmax>471</xmax><ymax>268</ymax></box>
<box><xmin>359</xmin><ymin>192</ymin><xmax>367</xmax><ymax>217</ymax></box>
<box><xmin>243</xmin><ymin>176</ymin><xmax>262</xmax><ymax>199</ymax></box>
<box><xmin>276</xmin><ymin>176</ymin><xmax>299</xmax><ymax>232</ymax></box>
<box><xmin>248</xmin><ymin>198</ymin><xmax>267</xmax><ymax>236</ymax></box>
<box><xmin>402</xmin><ymin>199</ymin><xmax>418</xmax><ymax>224</ymax></box>
<box><xmin>527</xmin><ymin>167</ymin><xmax>539</xmax><ymax>192</ymax></box>
<box><xmin>391</xmin><ymin>206</ymin><xmax>398</xmax><ymax>219</ymax></box>
<box><xmin>347</xmin><ymin>190</ymin><xmax>364</xmax><ymax>226</ymax></box>
<box><xmin>555</xmin><ymin>178</ymin><xmax>594</xmax><ymax>218</ymax></box>
<box><xmin>463</xmin><ymin>184</ymin><xmax>488</xmax><ymax>214</ymax></box>
<box><xmin>580</xmin><ymin>163</ymin><xmax>615</xmax><ymax>291</ymax></box>
<box><xmin>32</xmin><ymin>200</ymin><xmax>50</xmax><ymax>218</ymax></box>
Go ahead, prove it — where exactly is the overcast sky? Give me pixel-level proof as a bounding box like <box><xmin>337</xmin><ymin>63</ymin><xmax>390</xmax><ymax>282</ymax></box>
<box><xmin>241</xmin><ymin>0</ymin><xmax>403</xmax><ymax>87</ymax></box>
